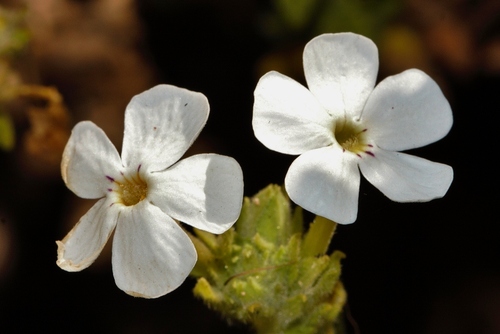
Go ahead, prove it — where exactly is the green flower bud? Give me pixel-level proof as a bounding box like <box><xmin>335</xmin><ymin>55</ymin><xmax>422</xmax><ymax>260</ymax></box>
<box><xmin>191</xmin><ymin>184</ymin><xmax>346</xmax><ymax>333</ymax></box>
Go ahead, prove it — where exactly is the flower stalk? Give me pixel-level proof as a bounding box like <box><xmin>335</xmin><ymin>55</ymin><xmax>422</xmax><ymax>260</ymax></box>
<box><xmin>190</xmin><ymin>184</ymin><xmax>346</xmax><ymax>333</ymax></box>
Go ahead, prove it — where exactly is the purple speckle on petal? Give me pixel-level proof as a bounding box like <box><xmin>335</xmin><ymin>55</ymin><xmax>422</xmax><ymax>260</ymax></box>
<box><xmin>137</xmin><ymin>164</ymin><xmax>142</xmax><ymax>172</ymax></box>
<box><xmin>107</xmin><ymin>188</ymin><xmax>112</xmax><ymax>192</ymax></box>
<box><xmin>106</xmin><ymin>176</ymin><xmax>114</xmax><ymax>182</ymax></box>
<box><xmin>356</xmin><ymin>153</ymin><xmax>362</xmax><ymax>158</ymax></box>
<box><xmin>365</xmin><ymin>151</ymin><xmax>375</xmax><ymax>157</ymax></box>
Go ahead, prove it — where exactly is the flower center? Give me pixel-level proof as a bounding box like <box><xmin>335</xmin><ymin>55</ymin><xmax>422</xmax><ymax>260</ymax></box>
<box><xmin>334</xmin><ymin>120</ymin><xmax>372</xmax><ymax>156</ymax></box>
<box><xmin>107</xmin><ymin>165</ymin><xmax>148</xmax><ymax>206</ymax></box>
<box><xmin>119</xmin><ymin>178</ymin><xmax>148</xmax><ymax>206</ymax></box>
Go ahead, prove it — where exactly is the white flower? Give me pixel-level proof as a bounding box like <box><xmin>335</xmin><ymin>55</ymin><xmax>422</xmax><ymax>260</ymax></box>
<box><xmin>57</xmin><ymin>84</ymin><xmax>244</xmax><ymax>298</ymax></box>
<box><xmin>252</xmin><ymin>33</ymin><xmax>453</xmax><ymax>225</ymax></box>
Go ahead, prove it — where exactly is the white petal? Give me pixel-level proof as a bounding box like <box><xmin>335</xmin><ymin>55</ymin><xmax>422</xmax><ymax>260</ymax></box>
<box><xmin>61</xmin><ymin>121</ymin><xmax>122</xmax><ymax>199</ymax></box>
<box><xmin>303</xmin><ymin>33</ymin><xmax>379</xmax><ymax>119</ymax></box>
<box><xmin>56</xmin><ymin>197</ymin><xmax>119</xmax><ymax>272</ymax></box>
<box><xmin>112</xmin><ymin>201</ymin><xmax>197</xmax><ymax>298</ymax></box>
<box><xmin>253</xmin><ymin>71</ymin><xmax>335</xmax><ymax>155</ymax></box>
<box><xmin>361</xmin><ymin>69</ymin><xmax>453</xmax><ymax>151</ymax></box>
<box><xmin>121</xmin><ymin>85</ymin><xmax>209</xmax><ymax>172</ymax></box>
<box><xmin>148</xmin><ymin>154</ymin><xmax>244</xmax><ymax>234</ymax></box>
<box><xmin>358</xmin><ymin>148</ymin><xmax>453</xmax><ymax>202</ymax></box>
<box><xmin>285</xmin><ymin>146</ymin><xmax>361</xmax><ymax>225</ymax></box>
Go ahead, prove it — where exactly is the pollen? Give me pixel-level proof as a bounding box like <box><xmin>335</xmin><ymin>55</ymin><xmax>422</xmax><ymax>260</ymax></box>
<box><xmin>109</xmin><ymin>166</ymin><xmax>148</xmax><ymax>206</ymax></box>
<box><xmin>333</xmin><ymin>120</ymin><xmax>371</xmax><ymax>156</ymax></box>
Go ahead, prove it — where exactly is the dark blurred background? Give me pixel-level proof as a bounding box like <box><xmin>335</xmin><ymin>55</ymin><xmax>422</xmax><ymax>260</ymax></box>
<box><xmin>0</xmin><ymin>0</ymin><xmax>499</xmax><ymax>333</ymax></box>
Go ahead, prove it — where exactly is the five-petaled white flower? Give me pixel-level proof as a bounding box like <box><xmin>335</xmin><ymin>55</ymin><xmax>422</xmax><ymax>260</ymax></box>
<box><xmin>253</xmin><ymin>33</ymin><xmax>453</xmax><ymax>225</ymax></box>
<box><xmin>57</xmin><ymin>84</ymin><xmax>244</xmax><ymax>298</ymax></box>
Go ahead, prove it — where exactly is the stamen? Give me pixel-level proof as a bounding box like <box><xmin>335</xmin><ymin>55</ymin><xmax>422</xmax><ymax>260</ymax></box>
<box><xmin>333</xmin><ymin>120</ymin><xmax>371</xmax><ymax>157</ymax></box>
<box><xmin>109</xmin><ymin>166</ymin><xmax>148</xmax><ymax>206</ymax></box>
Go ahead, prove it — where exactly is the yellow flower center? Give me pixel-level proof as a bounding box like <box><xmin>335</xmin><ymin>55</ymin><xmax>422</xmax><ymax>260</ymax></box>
<box><xmin>334</xmin><ymin>120</ymin><xmax>372</xmax><ymax>157</ymax></box>
<box><xmin>107</xmin><ymin>165</ymin><xmax>148</xmax><ymax>206</ymax></box>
